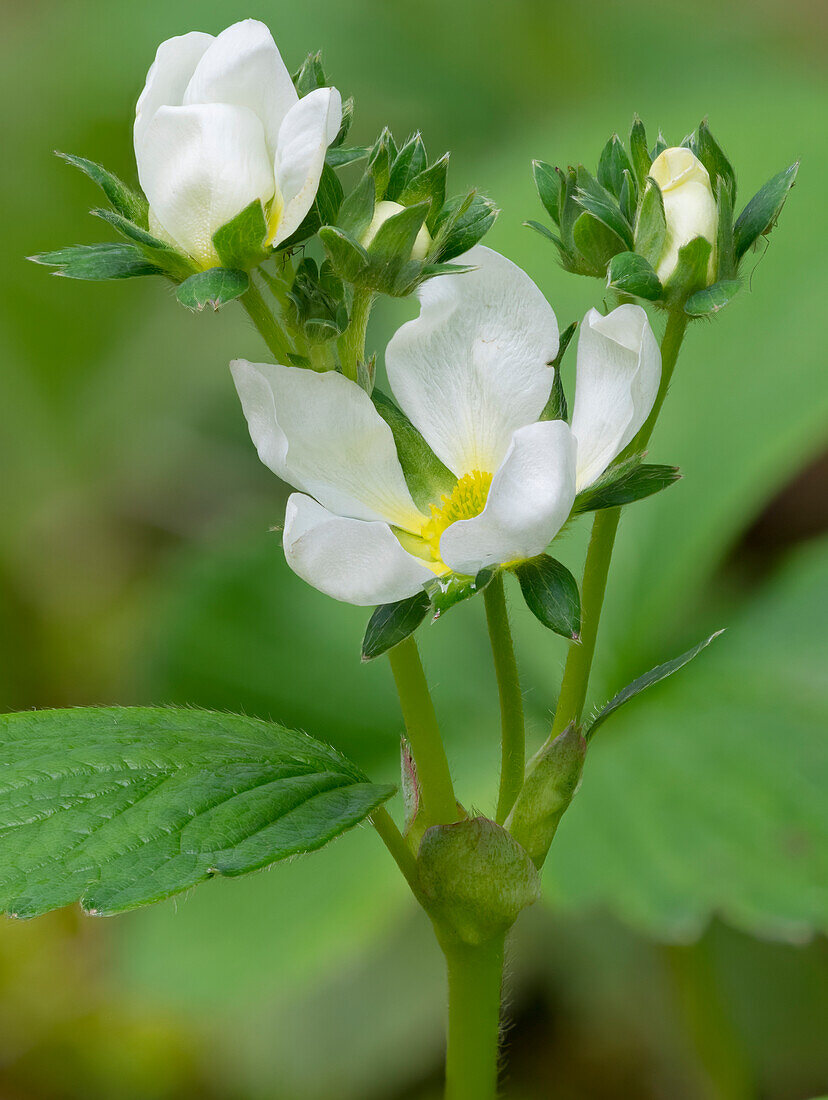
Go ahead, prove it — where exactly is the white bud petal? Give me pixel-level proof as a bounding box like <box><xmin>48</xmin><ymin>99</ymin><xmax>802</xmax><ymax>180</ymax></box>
<box><xmin>650</xmin><ymin>147</ymin><xmax>718</xmax><ymax>285</ymax></box>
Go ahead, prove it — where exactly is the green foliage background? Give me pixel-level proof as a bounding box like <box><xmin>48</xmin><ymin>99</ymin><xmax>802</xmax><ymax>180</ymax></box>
<box><xmin>1</xmin><ymin>0</ymin><xmax>826</xmax><ymax>1097</ymax></box>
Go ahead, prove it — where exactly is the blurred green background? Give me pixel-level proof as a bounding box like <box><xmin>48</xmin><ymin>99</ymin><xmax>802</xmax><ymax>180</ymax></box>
<box><xmin>2</xmin><ymin>0</ymin><xmax>827</xmax><ymax>1097</ymax></box>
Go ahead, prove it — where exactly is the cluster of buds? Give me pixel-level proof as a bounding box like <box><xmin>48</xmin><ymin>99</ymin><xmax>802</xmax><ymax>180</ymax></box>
<box><xmin>529</xmin><ymin>117</ymin><xmax>798</xmax><ymax>316</ymax></box>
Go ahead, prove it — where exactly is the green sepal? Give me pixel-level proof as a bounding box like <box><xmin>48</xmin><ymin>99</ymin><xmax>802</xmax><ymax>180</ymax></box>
<box><xmin>0</xmin><ymin>707</ymin><xmax>395</xmax><ymax>918</ymax></box>
<box><xmin>364</xmin><ymin>202</ymin><xmax>430</xmax><ymax>294</ymax></box>
<box><xmin>326</xmin><ymin>145</ymin><xmax>370</xmax><ymax>169</ymax></box>
<box><xmin>398</xmin><ymin>154</ymin><xmax>450</xmax><ymax>230</ymax></box>
<box><xmin>292</xmin><ymin>50</ymin><xmax>328</xmax><ymax>95</ymax></box>
<box><xmin>212</xmin><ymin>199</ymin><xmax>268</xmax><ymax>269</ymax></box>
<box><xmin>693</xmin><ymin>119</ymin><xmax>736</xmax><ymax>201</ymax></box>
<box><xmin>287</xmin><ymin>258</ymin><xmax>349</xmax><ymax>343</ymax></box>
<box><xmin>572</xmin><ymin>210</ymin><xmax>626</xmax><ymax>275</ymax></box>
<box><xmin>619</xmin><ymin>170</ymin><xmax>636</xmax><ymax>226</ymax></box>
<box><xmin>368</xmin><ymin>128</ymin><xmax>397</xmax><ymax>197</ymax></box>
<box><xmin>336</xmin><ymin>171</ymin><xmax>377</xmax><ymax>239</ymax></box>
<box><xmin>664</xmin><ymin>236</ymin><xmax>712</xmax><ymax>303</ymax></box>
<box><xmin>532</xmin><ymin>159</ymin><xmax>564</xmax><ymax>225</ymax></box>
<box><xmin>733</xmin><ymin>162</ymin><xmax>799</xmax><ymax>259</ymax></box>
<box><xmin>629</xmin><ymin>115</ymin><xmax>651</xmax><ymax>191</ymax></box>
<box><xmin>361</xmin><ymin>591</ymin><xmax>431</xmax><ymax>661</ymax></box>
<box><xmin>634</xmin><ymin>179</ymin><xmax>666</xmax><ymax>269</ymax></box>
<box><xmin>386</xmin><ymin>133</ymin><xmax>428</xmax><ymax>200</ymax></box>
<box><xmin>651</xmin><ymin>130</ymin><xmax>668</xmax><ymax>158</ymax></box>
<box><xmin>175</xmin><ymin>267</ymin><xmax>249</xmax><ymax>311</ymax></box>
<box><xmin>685</xmin><ymin>279</ymin><xmax>742</xmax><ymax>317</ymax></box>
<box><xmin>585</xmin><ymin>630</ymin><xmax>724</xmax><ymax>740</ymax></box>
<box><xmin>505</xmin><ymin>723</ymin><xmax>586</xmax><ymax>868</ymax></box>
<box><xmin>91</xmin><ymin>207</ymin><xmax>195</xmax><ymax>280</ymax></box>
<box><xmin>372</xmin><ymin>390</ymin><xmax>455</xmax><ymax>510</ymax></box>
<box><xmin>572</xmin><ymin>455</ymin><xmax>680</xmax><ymax>513</ymax></box>
<box><xmin>513</xmin><ymin>555</ymin><xmax>581</xmax><ymax>640</ymax></box>
<box><xmin>418</xmin><ymin>817</ymin><xmax>541</xmax><ymax>945</ymax></box>
<box><xmin>29</xmin><ymin>242</ymin><xmax>162</xmax><ymax>280</ymax></box>
<box><xmin>279</xmin><ymin>162</ymin><xmax>344</xmax><ymax>250</ymax></box>
<box><xmin>432</xmin><ymin>191</ymin><xmax>498</xmax><ymax>262</ymax></box>
<box><xmin>574</xmin><ymin>169</ymin><xmax>634</xmax><ymax>250</ymax></box>
<box><xmin>597</xmin><ymin>133</ymin><xmax>635</xmax><ymax>202</ymax></box>
<box><xmin>540</xmin><ymin>320</ymin><xmax>577</xmax><ymax>422</ymax></box>
<box><xmin>524</xmin><ymin>219</ymin><xmax>562</xmax><ymax>244</ymax></box>
<box><xmin>716</xmin><ymin>176</ymin><xmax>737</xmax><ymax>280</ymax></box>
<box><xmin>426</xmin><ymin>568</ymin><xmax>496</xmax><ymax>619</ymax></box>
<box><xmin>56</xmin><ymin>151</ymin><xmax>148</xmax><ymax>226</ymax></box>
<box><xmin>319</xmin><ymin>226</ymin><xmax>370</xmax><ymax>282</ymax></box>
<box><xmin>607</xmin><ymin>251</ymin><xmax>662</xmax><ymax>301</ymax></box>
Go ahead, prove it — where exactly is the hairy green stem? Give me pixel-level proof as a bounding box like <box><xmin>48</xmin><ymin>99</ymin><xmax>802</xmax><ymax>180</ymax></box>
<box><xmin>370</xmin><ymin>806</ymin><xmax>423</xmax><ymax>900</ymax></box>
<box><xmin>551</xmin><ymin>308</ymin><xmax>690</xmax><ymax>735</ymax></box>
<box><xmin>388</xmin><ymin>637</ymin><xmax>458</xmax><ymax>826</ymax></box>
<box><xmin>338</xmin><ymin>286</ymin><xmax>374</xmax><ymax>382</ymax></box>
<box><xmin>484</xmin><ymin>574</ymin><xmax>526</xmax><ymax>824</ymax></box>
<box><xmin>240</xmin><ymin>278</ymin><xmax>294</xmax><ymax>363</ymax></box>
<box><xmin>442</xmin><ymin>935</ymin><xmax>505</xmax><ymax>1100</ymax></box>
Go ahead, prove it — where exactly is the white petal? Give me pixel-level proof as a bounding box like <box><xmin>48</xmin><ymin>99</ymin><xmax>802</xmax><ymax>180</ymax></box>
<box><xmin>231</xmin><ymin>360</ymin><xmax>424</xmax><ymax>531</ymax></box>
<box><xmin>270</xmin><ymin>87</ymin><xmax>342</xmax><ymax>246</ymax></box>
<box><xmin>182</xmin><ymin>19</ymin><xmax>298</xmax><ymax>160</ymax></box>
<box><xmin>137</xmin><ymin>103</ymin><xmax>274</xmax><ymax>267</ymax></box>
<box><xmin>439</xmin><ymin>420</ymin><xmax>577</xmax><ymax>575</ymax></box>
<box><xmin>134</xmin><ymin>31</ymin><xmax>214</xmax><ymax>155</ymax></box>
<box><xmin>284</xmin><ymin>494</ymin><xmax>434</xmax><ymax>606</ymax></box>
<box><xmin>385</xmin><ymin>246</ymin><xmax>559</xmax><ymax>478</ymax></box>
<box><xmin>570</xmin><ymin>305</ymin><xmax>661</xmax><ymax>491</ymax></box>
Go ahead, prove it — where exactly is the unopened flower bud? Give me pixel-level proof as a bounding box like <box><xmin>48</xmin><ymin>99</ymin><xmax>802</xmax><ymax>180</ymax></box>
<box><xmin>649</xmin><ymin>147</ymin><xmax>718</xmax><ymax>285</ymax></box>
<box><xmin>361</xmin><ymin>200</ymin><xmax>432</xmax><ymax>261</ymax></box>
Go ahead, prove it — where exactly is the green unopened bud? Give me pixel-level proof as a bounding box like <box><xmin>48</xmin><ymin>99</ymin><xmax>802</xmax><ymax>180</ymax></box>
<box><xmin>649</xmin><ymin>147</ymin><xmax>718</xmax><ymax>285</ymax></box>
<box><xmin>361</xmin><ymin>200</ymin><xmax>432</xmax><ymax>261</ymax></box>
<box><xmin>418</xmin><ymin>817</ymin><xmax>540</xmax><ymax>945</ymax></box>
<box><xmin>505</xmin><ymin>723</ymin><xmax>586</xmax><ymax>868</ymax></box>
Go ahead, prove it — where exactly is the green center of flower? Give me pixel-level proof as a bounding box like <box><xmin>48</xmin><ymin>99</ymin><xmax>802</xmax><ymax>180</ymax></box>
<box><xmin>421</xmin><ymin>470</ymin><xmax>493</xmax><ymax>559</ymax></box>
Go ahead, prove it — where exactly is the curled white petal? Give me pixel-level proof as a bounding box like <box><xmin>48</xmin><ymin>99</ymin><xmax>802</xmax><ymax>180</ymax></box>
<box><xmin>182</xmin><ymin>19</ymin><xmax>298</xmax><ymax>160</ymax></box>
<box><xmin>134</xmin><ymin>31</ymin><xmax>213</xmax><ymax>155</ymax></box>
<box><xmin>650</xmin><ymin>147</ymin><xmax>718</xmax><ymax>283</ymax></box>
<box><xmin>271</xmin><ymin>87</ymin><xmax>342</xmax><ymax>246</ymax></box>
<box><xmin>570</xmin><ymin>305</ymin><xmax>661</xmax><ymax>491</ymax></box>
<box><xmin>137</xmin><ymin>103</ymin><xmax>274</xmax><ymax>267</ymax></box>
<box><xmin>284</xmin><ymin>494</ymin><xmax>434</xmax><ymax>606</ymax></box>
<box><xmin>231</xmin><ymin>359</ymin><xmax>423</xmax><ymax>531</ymax></box>
<box><xmin>439</xmin><ymin>420</ymin><xmax>577</xmax><ymax>575</ymax></box>
<box><xmin>386</xmin><ymin>246</ymin><xmax>559</xmax><ymax>477</ymax></box>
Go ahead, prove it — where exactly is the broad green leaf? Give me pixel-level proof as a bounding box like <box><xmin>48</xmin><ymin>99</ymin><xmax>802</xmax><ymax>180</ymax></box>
<box><xmin>57</xmin><ymin>151</ymin><xmax>148</xmax><ymax>225</ymax></box>
<box><xmin>629</xmin><ymin>115</ymin><xmax>651</xmax><ymax>191</ymax></box>
<box><xmin>0</xmin><ymin>707</ymin><xmax>394</xmax><ymax>917</ymax></box>
<box><xmin>361</xmin><ymin>592</ymin><xmax>431</xmax><ymax>661</ymax></box>
<box><xmin>607</xmin><ymin>251</ymin><xmax>663</xmax><ymax>300</ymax></box>
<box><xmin>634</xmin><ymin>179</ymin><xmax>666</xmax><ymax>268</ymax></box>
<box><xmin>685</xmin><ymin>279</ymin><xmax>742</xmax><ymax>316</ymax></box>
<box><xmin>212</xmin><ymin>200</ymin><xmax>268</xmax><ymax>270</ymax></box>
<box><xmin>29</xmin><ymin>242</ymin><xmax>161</xmax><ymax>280</ymax></box>
<box><xmin>371</xmin><ymin>390</ymin><xmax>455</xmax><ymax>509</ymax></box>
<box><xmin>175</xmin><ymin>267</ymin><xmax>248</xmax><ymax>311</ymax></box>
<box><xmin>532</xmin><ymin>159</ymin><xmax>563</xmax><ymax>224</ymax></box>
<box><xmin>572</xmin><ymin>457</ymin><xmax>680</xmax><ymax>513</ymax></box>
<box><xmin>585</xmin><ymin>630</ymin><xmax>724</xmax><ymax>739</ymax></box>
<box><xmin>514</xmin><ymin>555</ymin><xmax>581</xmax><ymax>639</ymax></box>
<box><xmin>734</xmin><ymin>162</ymin><xmax>799</xmax><ymax>259</ymax></box>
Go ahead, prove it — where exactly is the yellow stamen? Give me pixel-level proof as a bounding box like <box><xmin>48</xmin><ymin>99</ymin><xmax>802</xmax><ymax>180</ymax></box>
<box><xmin>421</xmin><ymin>470</ymin><xmax>493</xmax><ymax>559</ymax></box>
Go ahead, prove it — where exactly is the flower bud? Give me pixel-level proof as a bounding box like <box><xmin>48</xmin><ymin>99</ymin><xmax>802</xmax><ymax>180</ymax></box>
<box><xmin>649</xmin><ymin>147</ymin><xmax>718</xmax><ymax>285</ymax></box>
<box><xmin>361</xmin><ymin>200</ymin><xmax>432</xmax><ymax>261</ymax></box>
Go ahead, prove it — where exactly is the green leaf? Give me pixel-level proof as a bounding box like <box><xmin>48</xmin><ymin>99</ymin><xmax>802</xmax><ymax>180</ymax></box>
<box><xmin>597</xmin><ymin>133</ymin><xmax>634</xmax><ymax>201</ymax></box>
<box><xmin>607</xmin><ymin>251</ymin><xmax>663</xmax><ymax>300</ymax></box>
<box><xmin>29</xmin><ymin>242</ymin><xmax>162</xmax><ymax>280</ymax></box>
<box><xmin>90</xmin><ymin>208</ymin><xmax>195</xmax><ymax>280</ymax></box>
<box><xmin>734</xmin><ymin>162</ymin><xmax>799</xmax><ymax>259</ymax></box>
<box><xmin>685</xmin><ymin>279</ymin><xmax>742</xmax><ymax>316</ymax></box>
<box><xmin>318</xmin><ymin>226</ymin><xmax>369</xmax><ymax>282</ymax></box>
<box><xmin>572</xmin><ymin>458</ymin><xmax>680</xmax><ymax>513</ymax></box>
<box><xmin>57</xmin><ymin>151</ymin><xmax>148</xmax><ymax>226</ymax></box>
<box><xmin>361</xmin><ymin>592</ymin><xmax>431</xmax><ymax>661</ymax></box>
<box><xmin>634</xmin><ymin>179</ymin><xmax>666</xmax><ymax>268</ymax></box>
<box><xmin>212</xmin><ymin>200</ymin><xmax>268</xmax><ymax>269</ymax></box>
<box><xmin>175</xmin><ymin>267</ymin><xmax>249</xmax><ymax>311</ymax></box>
<box><xmin>532</xmin><ymin>160</ymin><xmax>563</xmax><ymax>225</ymax></box>
<box><xmin>629</xmin><ymin>115</ymin><xmax>651</xmax><ymax>191</ymax></box>
<box><xmin>585</xmin><ymin>630</ymin><xmax>724</xmax><ymax>739</ymax></box>
<box><xmin>0</xmin><ymin>707</ymin><xmax>394</xmax><ymax>917</ymax></box>
<box><xmin>572</xmin><ymin>210</ymin><xmax>626</xmax><ymax>274</ymax></box>
<box><xmin>398</xmin><ymin>154</ymin><xmax>449</xmax><ymax>230</ymax></box>
<box><xmin>694</xmin><ymin>119</ymin><xmax>736</xmax><ymax>201</ymax></box>
<box><xmin>433</xmin><ymin>191</ymin><xmax>498</xmax><ymax>261</ymax></box>
<box><xmin>574</xmin><ymin>169</ymin><xmax>634</xmax><ymax>250</ymax></box>
<box><xmin>371</xmin><ymin>390</ymin><xmax>455</xmax><ymax>510</ymax></box>
<box><xmin>514</xmin><ymin>555</ymin><xmax>581</xmax><ymax>640</ymax></box>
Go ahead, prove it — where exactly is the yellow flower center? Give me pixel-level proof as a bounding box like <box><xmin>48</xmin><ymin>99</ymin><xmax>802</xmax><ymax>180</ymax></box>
<box><xmin>421</xmin><ymin>470</ymin><xmax>493</xmax><ymax>559</ymax></box>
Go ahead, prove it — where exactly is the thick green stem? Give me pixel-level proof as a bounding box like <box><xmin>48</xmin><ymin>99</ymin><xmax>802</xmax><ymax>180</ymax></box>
<box><xmin>551</xmin><ymin>308</ymin><xmax>690</xmax><ymax>735</ymax></box>
<box><xmin>337</xmin><ymin>286</ymin><xmax>374</xmax><ymax>382</ymax></box>
<box><xmin>388</xmin><ymin>637</ymin><xmax>458</xmax><ymax>826</ymax></box>
<box><xmin>442</xmin><ymin>935</ymin><xmax>505</xmax><ymax>1100</ymax></box>
<box><xmin>240</xmin><ymin>278</ymin><xmax>294</xmax><ymax>363</ymax></box>
<box><xmin>485</xmin><ymin>574</ymin><xmax>526</xmax><ymax>824</ymax></box>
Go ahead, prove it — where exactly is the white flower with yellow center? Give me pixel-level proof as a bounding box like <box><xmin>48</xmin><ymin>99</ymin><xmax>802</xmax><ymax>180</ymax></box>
<box><xmin>231</xmin><ymin>247</ymin><xmax>660</xmax><ymax>606</ymax></box>
<box><xmin>134</xmin><ymin>20</ymin><xmax>342</xmax><ymax>269</ymax></box>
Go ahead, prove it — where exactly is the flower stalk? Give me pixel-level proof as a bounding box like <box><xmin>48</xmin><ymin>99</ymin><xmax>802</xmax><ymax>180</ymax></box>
<box><xmin>484</xmin><ymin>574</ymin><xmax>526</xmax><ymax>824</ymax></box>
<box><xmin>442</xmin><ymin>933</ymin><xmax>505</xmax><ymax>1100</ymax></box>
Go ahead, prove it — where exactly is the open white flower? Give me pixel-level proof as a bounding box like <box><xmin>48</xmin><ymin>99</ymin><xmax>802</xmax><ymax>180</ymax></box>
<box><xmin>134</xmin><ymin>20</ymin><xmax>342</xmax><ymax>269</ymax></box>
<box><xmin>231</xmin><ymin>247</ymin><xmax>660</xmax><ymax>606</ymax></box>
